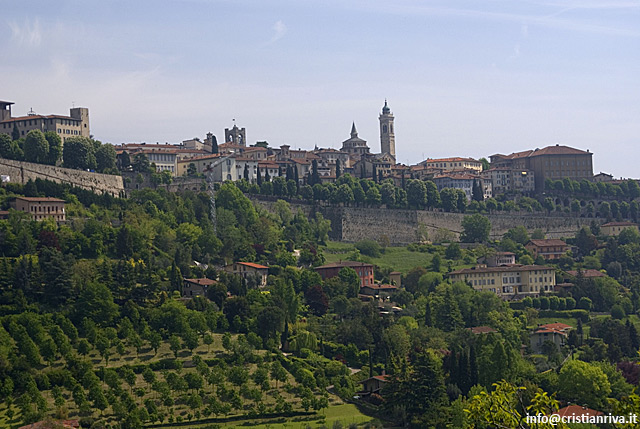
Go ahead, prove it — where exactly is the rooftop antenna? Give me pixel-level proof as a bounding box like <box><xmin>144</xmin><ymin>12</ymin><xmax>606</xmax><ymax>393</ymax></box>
<box><xmin>72</xmin><ymin>101</ymin><xmax>75</xmax><ymax>108</ymax></box>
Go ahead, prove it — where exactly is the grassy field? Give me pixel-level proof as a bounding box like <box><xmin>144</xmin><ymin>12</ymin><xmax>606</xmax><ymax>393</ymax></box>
<box><xmin>322</xmin><ymin>241</ymin><xmax>432</xmax><ymax>273</ymax></box>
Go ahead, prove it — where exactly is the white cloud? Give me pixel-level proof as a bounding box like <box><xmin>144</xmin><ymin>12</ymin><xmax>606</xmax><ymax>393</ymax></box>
<box><xmin>7</xmin><ymin>18</ymin><xmax>42</xmax><ymax>47</ymax></box>
<box><xmin>268</xmin><ymin>20</ymin><xmax>287</xmax><ymax>44</ymax></box>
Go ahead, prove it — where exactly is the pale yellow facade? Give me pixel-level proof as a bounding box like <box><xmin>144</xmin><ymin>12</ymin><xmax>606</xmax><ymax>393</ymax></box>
<box><xmin>601</xmin><ymin>222</ymin><xmax>639</xmax><ymax>237</ymax></box>
<box><xmin>449</xmin><ymin>265</ymin><xmax>555</xmax><ymax>299</ymax></box>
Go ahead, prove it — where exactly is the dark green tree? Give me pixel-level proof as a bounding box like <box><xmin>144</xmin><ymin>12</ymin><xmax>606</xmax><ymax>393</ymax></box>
<box><xmin>461</xmin><ymin>214</ymin><xmax>491</xmax><ymax>243</ymax></box>
<box><xmin>63</xmin><ymin>136</ymin><xmax>97</xmax><ymax>170</ymax></box>
<box><xmin>23</xmin><ymin>130</ymin><xmax>49</xmax><ymax>164</ymax></box>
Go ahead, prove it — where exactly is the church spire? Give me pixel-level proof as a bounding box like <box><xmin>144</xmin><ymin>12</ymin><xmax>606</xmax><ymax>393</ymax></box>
<box><xmin>350</xmin><ymin>122</ymin><xmax>358</xmax><ymax>138</ymax></box>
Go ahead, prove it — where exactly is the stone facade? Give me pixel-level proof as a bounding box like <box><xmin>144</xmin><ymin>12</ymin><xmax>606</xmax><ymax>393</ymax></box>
<box><xmin>0</xmin><ymin>159</ymin><xmax>124</xmax><ymax>196</ymax></box>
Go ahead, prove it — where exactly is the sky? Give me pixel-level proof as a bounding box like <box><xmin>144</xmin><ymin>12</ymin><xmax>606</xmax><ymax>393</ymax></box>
<box><xmin>2</xmin><ymin>0</ymin><xmax>640</xmax><ymax>177</ymax></box>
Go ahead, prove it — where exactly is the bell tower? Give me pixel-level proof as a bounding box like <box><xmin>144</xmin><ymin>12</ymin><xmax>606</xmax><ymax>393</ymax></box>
<box><xmin>379</xmin><ymin>99</ymin><xmax>395</xmax><ymax>158</ymax></box>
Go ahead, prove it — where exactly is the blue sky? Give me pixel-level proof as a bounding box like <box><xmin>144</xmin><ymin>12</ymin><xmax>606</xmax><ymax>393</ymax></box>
<box><xmin>3</xmin><ymin>0</ymin><xmax>639</xmax><ymax>177</ymax></box>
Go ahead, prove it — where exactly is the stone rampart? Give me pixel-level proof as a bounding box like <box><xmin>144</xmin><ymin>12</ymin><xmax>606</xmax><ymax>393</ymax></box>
<box><xmin>249</xmin><ymin>196</ymin><xmax>593</xmax><ymax>244</ymax></box>
<box><xmin>0</xmin><ymin>159</ymin><xmax>124</xmax><ymax>196</ymax></box>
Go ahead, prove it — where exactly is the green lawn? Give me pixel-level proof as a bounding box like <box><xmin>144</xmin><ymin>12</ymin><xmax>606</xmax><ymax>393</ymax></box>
<box><xmin>322</xmin><ymin>241</ymin><xmax>432</xmax><ymax>273</ymax></box>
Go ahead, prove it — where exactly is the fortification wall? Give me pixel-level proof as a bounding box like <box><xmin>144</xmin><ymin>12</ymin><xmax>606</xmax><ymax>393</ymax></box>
<box><xmin>250</xmin><ymin>197</ymin><xmax>593</xmax><ymax>244</ymax></box>
<box><xmin>0</xmin><ymin>159</ymin><xmax>124</xmax><ymax>196</ymax></box>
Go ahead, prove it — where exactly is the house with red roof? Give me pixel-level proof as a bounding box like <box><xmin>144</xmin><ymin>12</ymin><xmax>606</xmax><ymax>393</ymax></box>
<box><xmin>530</xmin><ymin>322</ymin><xmax>572</xmax><ymax>353</ymax></box>
<box><xmin>360</xmin><ymin>374</ymin><xmax>390</xmax><ymax>395</ymax></box>
<box><xmin>525</xmin><ymin>239</ymin><xmax>569</xmax><ymax>260</ymax></box>
<box><xmin>222</xmin><ymin>262</ymin><xmax>269</xmax><ymax>288</ymax></box>
<box><xmin>601</xmin><ymin>221</ymin><xmax>638</xmax><ymax>237</ymax></box>
<box><xmin>315</xmin><ymin>261</ymin><xmax>375</xmax><ymax>287</ymax></box>
<box><xmin>551</xmin><ymin>405</ymin><xmax>603</xmax><ymax>420</ymax></box>
<box><xmin>182</xmin><ymin>278</ymin><xmax>217</xmax><ymax>298</ymax></box>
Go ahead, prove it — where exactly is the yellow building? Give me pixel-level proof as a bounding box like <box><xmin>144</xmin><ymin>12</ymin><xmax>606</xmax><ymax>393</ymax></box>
<box><xmin>601</xmin><ymin>221</ymin><xmax>639</xmax><ymax>237</ymax></box>
<box><xmin>0</xmin><ymin>100</ymin><xmax>89</xmax><ymax>144</ymax></box>
<box><xmin>449</xmin><ymin>264</ymin><xmax>555</xmax><ymax>299</ymax></box>
<box><xmin>176</xmin><ymin>154</ymin><xmax>222</xmax><ymax>177</ymax></box>
<box><xmin>421</xmin><ymin>157</ymin><xmax>482</xmax><ymax>173</ymax></box>
<box><xmin>11</xmin><ymin>196</ymin><xmax>66</xmax><ymax>222</ymax></box>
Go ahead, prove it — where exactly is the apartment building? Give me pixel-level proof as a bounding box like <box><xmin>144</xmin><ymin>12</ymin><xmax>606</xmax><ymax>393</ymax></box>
<box><xmin>449</xmin><ymin>264</ymin><xmax>556</xmax><ymax>299</ymax></box>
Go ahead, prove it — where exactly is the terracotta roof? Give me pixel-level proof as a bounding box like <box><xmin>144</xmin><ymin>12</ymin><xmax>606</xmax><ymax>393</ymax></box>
<box><xmin>553</xmin><ymin>405</ymin><xmax>603</xmax><ymax>418</ymax></box>
<box><xmin>528</xmin><ymin>145</ymin><xmax>592</xmax><ymax>157</ymax></box>
<box><xmin>236</xmin><ymin>261</ymin><xmax>269</xmax><ymax>269</ymax></box>
<box><xmin>184</xmin><ymin>278</ymin><xmax>217</xmax><ymax>286</ymax></box>
<box><xmin>425</xmin><ymin>157</ymin><xmax>480</xmax><ymax>163</ymax></box>
<box><xmin>316</xmin><ymin>261</ymin><xmax>374</xmax><ymax>269</ymax></box>
<box><xmin>177</xmin><ymin>154</ymin><xmax>221</xmax><ymax>163</ymax></box>
<box><xmin>15</xmin><ymin>197</ymin><xmax>65</xmax><ymax>202</ymax></box>
<box><xmin>450</xmin><ymin>264</ymin><xmax>553</xmax><ymax>275</ymax></box>
<box><xmin>493</xmin><ymin>145</ymin><xmax>591</xmax><ymax>160</ymax></box>
<box><xmin>1</xmin><ymin>114</ymin><xmax>80</xmax><ymax>123</ymax></box>
<box><xmin>526</xmin><ymin>239</ymin><xmax>568</xmax><ymax>247</ymax></box>
<box><xmin>362</xmin><ymin>375</ymin><xmax>390</xmax><ymax>383</ymax></box>
<box><xmin>434</xmin><ymin>173</ymin><xmax>479</xmax><ymax>180</ymax></box>
<box><xmin>566</xmin><ymin>269</ymin><xmax>605</xmax><ymax>278</ymax></box>
<box><xmin>602</xmin><ymin>221</ymin><xmax>637</xmax><ymax>227</ymax></box>
<box><xmin>540</xmin><ymin>322</ymin><xmax>572</xmax><ymax>331</ymax></box>
<box><xmin>362</xmin><ymin>284</ymin><xmax>397</xmax><ymax>290</ymax></box>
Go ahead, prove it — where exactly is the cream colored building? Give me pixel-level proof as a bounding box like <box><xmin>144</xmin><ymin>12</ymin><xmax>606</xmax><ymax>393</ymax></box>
<box><xmin>11</xmin><ymin>197</ymin><xmax>66</xmax><ymax>222</ymax></box>
<box><xmin>222</xmin><ymin>262</ymin><xmax>269</xmax><ymax>288</ymax></box>
<box><xmin>601</xmin><ymin>221</ymin><xmax>639</xmax><ymax>237</ymax></box>
<box><xmin>421</xmin><ymin>157</ymin><xmax>482</xmax><ymax>173</ymax></box>
<box><xmin>177</xmin><ymin>154</ymin><xmax>222</xmax><ymax>177</ymax></box>
<box><xmin>449</xmin><ymin>264</ymin><xmax>555</xmax><ymax>299</ymax></box>
<box><xmin>0</xmin><ymin>100</ymin><xmax>90</xmax><ymax>144</ymax></box>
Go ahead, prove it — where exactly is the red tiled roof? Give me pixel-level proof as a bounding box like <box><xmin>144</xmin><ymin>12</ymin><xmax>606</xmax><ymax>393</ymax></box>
<box><xmin>426</xmin><ymin>157</ymin><xmax>480</xmax><ymax>163</ymax></box>
<box><xmin>553</xmin><ymin>405</ymin><xmax>603</xmax><ymax>418</ymax></box>
<box><xmin>1</xmin><ymin>114</ymin><xmax>79</xmax><ymax>123</ymax></box>
<box><xmin>566</xmin><ymin>269</ymin><xmax>605</xmax><ymax>278</ymax></box>
<box><xmin>540</xmin><ymin>322</ymin><xmax>572</xmax><ymax>331</ymax></box>
<box><xmin>184</xmin><ymin>278</ymin><xmax>217</xmax><ymax>286</ymax></box>
<box><xmin>434</xmin><ymin>173</ymin><xmax>479</xmax><ymax>180</ymax></box>
<box><xmin>526</xmin><ymin>239</ymin><xmax>568</xmax><ymax>247</ymax></box>
<box><xmin>528</xmin><ymin>145</ymin><xmax>592</xmax><ymax>157</ymax></box>
<box><xmin>362</xmin><ymin>284</ymin><xmax>397</xmax><ymax>290</ymax></box>
<box><xmin>236</xmin><ymin>261</ymin><xmax>269</xmax><ymax>269</ymax></box>
<box><xmin>450</xmin><ymin>264</ymin><xmax>553</xmax><ymax>275</ymax></box>
<box><xmin>15</xmin><ymin>197</ymin><xmax>65</xmax><ymax>202</ymax></box>
<box><xmin>177</xmin><ymin>154</ymin><xmax>221</xmax><ymax>163</ymax></box>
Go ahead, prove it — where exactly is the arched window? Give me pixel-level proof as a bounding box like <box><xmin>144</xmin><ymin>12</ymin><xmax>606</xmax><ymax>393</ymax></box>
<box><xmin>383</xmin><ymin>125</ymin><xmax>388</xmax><ymax>133</ymax></box>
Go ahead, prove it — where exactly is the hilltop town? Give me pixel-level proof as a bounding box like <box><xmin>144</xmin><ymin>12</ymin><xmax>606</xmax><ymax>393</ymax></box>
<box><xmin>2</xmin><ymin>98</ymin><xmax>640</xmax><ymax>428</ymax></box>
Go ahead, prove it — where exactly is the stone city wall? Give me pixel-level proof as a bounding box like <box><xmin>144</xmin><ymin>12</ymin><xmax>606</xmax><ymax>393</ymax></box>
<box><xmin>249</xmin><ymin>196</ymin><xmax>592</xmax><ymax>244</ymax></box>
<box><xmin>0</xmin><ymin>158</ymin><xmax>124</xmax><ymax>196</ymax></box>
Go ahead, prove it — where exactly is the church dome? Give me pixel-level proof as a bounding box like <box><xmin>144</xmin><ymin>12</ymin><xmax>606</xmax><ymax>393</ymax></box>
<box><xmin>382</xmin><ymin>99</ymin><xmax>390</xmax><ymax>114</ymax></box>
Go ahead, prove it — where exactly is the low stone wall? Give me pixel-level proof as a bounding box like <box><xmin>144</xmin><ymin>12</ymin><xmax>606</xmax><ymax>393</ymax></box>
<box><xmin>0</xmin><ymin>158</ymin><xmax>124</xmax><ymax>196</ymax></box>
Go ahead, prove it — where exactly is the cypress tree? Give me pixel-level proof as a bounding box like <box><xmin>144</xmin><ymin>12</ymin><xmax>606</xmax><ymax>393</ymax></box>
<box><xmin>257</xmin><ymin>167</ymin><xmax>262</xmax><ymax>186</ymax></box>
<box><xmin>469</xmin><ymin>345</ymin><xmax>478</xmax><ymax>388</ymax></box>
<box><xmin>211</xmin><ymin>135</ymin><xmax>218</xmax><ymax>154</ymax></box>
<box><xmin>335</xmin><ymin>159</ymin><xmax>341</xmax><ymax>179</ymax></box>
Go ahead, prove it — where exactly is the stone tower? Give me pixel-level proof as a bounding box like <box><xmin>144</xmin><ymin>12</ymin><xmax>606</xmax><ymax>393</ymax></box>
<box><xmin>70</xmin><ymin>107</ymin><xmax>90</xmax><ymax>137</ymax></box>
<box><xmin>225</xmin><ymin>124</ymin><xmax>246</xmax><ymax>146</ymax></box>
<box><xmin>379</xmin><ymin>100</ymin><xmax>395</xmax><ymax>158</ymax></box>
